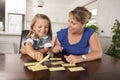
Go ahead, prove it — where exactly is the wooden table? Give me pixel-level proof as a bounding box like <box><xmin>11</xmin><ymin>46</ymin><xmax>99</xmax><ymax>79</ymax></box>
<box><xmin>0</xmin><ymin>53</ymin><xmax>120</xmax><ymax>80</ymax></box>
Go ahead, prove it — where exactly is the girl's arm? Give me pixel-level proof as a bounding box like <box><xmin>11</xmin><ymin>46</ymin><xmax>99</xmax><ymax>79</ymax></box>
<box><xmin>20</xmin><ymin>42</ymin><xmax>50</xmax><ymax>56</ymax></box>
<box><xmin>37</xmin><ymin>48</ymin><xmax>49</xmax><ymax>54</ymax></box>
<box><xmin>24</xmin><ymin>42</ymin><xmax>43</xmax><ymax>61</ymax></box>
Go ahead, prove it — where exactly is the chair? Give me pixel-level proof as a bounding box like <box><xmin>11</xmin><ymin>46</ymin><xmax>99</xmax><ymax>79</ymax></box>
<box><xmin>19</xmin><ymin>30</ymin><xmax>29</xmax><ymax>53</ymax></box>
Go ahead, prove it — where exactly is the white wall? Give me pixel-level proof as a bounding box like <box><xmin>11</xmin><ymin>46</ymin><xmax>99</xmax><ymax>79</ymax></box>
<box><xmin>26</xmin><ymin>0</ymin><xmax>69</xmax><ymax>23</ymax></box>
<box><xmin>97</xmin><ymin>0</ymin><xmax>120</xmax><ymax>36</ymax></box>
<box><xmin>26</xmin><ymin>0</ymin><xmax>69</xmax><ymax>39</ymax></box>
<box><xmin>70</xmin><ymin>0</ymin><xmax>96</xmax><ymax>10</ymax></box>
<box><xmin>85</xmin><ymin>0</ymin><xmax>98</xmax><ymax>10</ymax></box>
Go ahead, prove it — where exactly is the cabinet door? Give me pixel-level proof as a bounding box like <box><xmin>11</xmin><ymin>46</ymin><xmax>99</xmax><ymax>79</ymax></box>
<box><xmin>8</xmin><ymin>13</ymin><xmax>25</xmax><ymax>33</ymax></box>
<box><xmin>6</xmin><ymin>0</ymin><xmax>26</xmax><ymax>14</ymax></box>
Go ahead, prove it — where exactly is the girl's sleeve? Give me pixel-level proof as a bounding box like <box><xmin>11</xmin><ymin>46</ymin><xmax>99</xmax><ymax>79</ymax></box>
<box><xmin>26</xmin><ymin>38</ymin><xmax>34</xmax><ymax>45</ymax></box>
<box><xmin>44</xmin><ymin>36</ymin><xmax>52</xmax><ymax>48</ymax></box>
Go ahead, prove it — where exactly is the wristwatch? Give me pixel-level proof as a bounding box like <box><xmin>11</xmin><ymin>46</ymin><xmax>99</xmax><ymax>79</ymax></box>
<box><xmin>81</xmin><ymin>55</ymin><xmax>87</xmax><ymax>61</ymax></box>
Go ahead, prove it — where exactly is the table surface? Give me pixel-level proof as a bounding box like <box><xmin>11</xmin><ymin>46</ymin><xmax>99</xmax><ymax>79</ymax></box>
<box><xmin>0</xmin><ymin>53</ymin><xmax>120</xmax><ymax>80</ymax></box>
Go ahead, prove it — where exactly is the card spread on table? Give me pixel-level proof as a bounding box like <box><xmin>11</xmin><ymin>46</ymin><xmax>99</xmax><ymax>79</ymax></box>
<box><xmin>61</xmin><ymin>63</ymin><xmax>76</xmax><ymax>67</ymax></box>
<box><xmin>49</xmin><ymin>67</ymin><xmax>65</xmax><ymax>71</ymax></box>
<box><xmin>50</xmin><ymin>58</ymin><xmax>62</xmax><ymax>61</ymax></box>
<box><xmin>27</xmin><ymin>65</ymin><xmax>43</xmax><ymax>70</ymax></box>
<box><xmin>51</xmin><ymin>61</ymin><xmax>64</xmax><ymax>65</ymax></box>
<box><xmin>27</xmin><ymin>65</ymin><xmax>48</xmax><ymax>71</ymax></box>
<box><xmin>24</xmin><ymin>62</ymin><xmax>39</xmax><ymax>66</ymax></box>
<box><xmin>68</xmin><ymin>67</ymin><xmax>85</xmax><ymax>72</ymax></box>
<box><xmin>32</xmin><ymin>66</ymin><xmax>48</xmax><ymax>71</ymax></box>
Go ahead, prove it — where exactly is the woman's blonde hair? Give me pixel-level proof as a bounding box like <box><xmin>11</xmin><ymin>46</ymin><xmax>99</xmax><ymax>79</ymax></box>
<box><xmin>27</xmin><ymin>14</ymin><xmax>52</xmax><ymax>40</ymax></box>
<box><xmin>69</xmin><ymin>6</ymin><xmax>92</xmax><ymax>24</ymax></box>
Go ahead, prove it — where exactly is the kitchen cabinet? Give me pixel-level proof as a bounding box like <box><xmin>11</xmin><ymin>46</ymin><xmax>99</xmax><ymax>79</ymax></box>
<box><xmin>4</xmin><ymin>0</ymin><xmax>26</xmax><ymax>34</ymax></box>
<box><xmin>7</xmin><ymin>13</ymin><xmax>25</xmax><ymax>33</ymax></box>
<box><xmin>6</xmin><ymin>0</ymin><xmax>26</xmax><ymax>14</ymax></box>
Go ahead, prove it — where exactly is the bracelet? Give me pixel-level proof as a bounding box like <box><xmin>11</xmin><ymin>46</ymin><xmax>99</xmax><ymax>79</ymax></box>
<box><xmin>81</xmin><ymin>55</ymin><xmax>87</xmax><ymax>61</ymax></box>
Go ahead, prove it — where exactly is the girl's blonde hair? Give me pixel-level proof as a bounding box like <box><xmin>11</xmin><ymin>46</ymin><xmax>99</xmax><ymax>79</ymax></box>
<box><xmin>27</xmin><ymin>14</ymin><xmax>52</xmax><ymax>40</ymax></box>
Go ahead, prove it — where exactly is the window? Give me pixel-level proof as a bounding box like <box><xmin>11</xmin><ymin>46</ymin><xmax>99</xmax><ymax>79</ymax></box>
<box><xmin>87</xmin><ymin>8</ymin><xmax>97</xmax><ymax>25</ymax></box>
<box><xmin>7</xmin><ymin>13</ymin><xmax>25</xmax><ymax>33</ymax></box>
<box><xmin>90</xmin><ymin>8</ymin><xmax>97</xmax><ymax>23</ymax></box>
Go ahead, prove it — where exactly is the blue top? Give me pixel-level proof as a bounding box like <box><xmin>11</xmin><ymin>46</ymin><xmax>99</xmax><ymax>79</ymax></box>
<box><xmin>57</xmin><ymin>27</ymin><xmax>94</xmax><ymax>55</ymax></box>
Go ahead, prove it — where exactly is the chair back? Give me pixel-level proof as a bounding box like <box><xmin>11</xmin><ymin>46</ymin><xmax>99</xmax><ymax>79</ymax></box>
<box><xmin>19</xmin><ymin>30</ymin><xmax>29</xmax><ymax>53</ymax></box>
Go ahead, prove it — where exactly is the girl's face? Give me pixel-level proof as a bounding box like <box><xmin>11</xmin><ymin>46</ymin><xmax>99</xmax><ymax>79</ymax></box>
<box><xmin>33</xmin><ymin>18</ymin><xmax>49</xmax><ymax>38</ymax></box>
<box><xmin>68</xmin><ymin>15</ymin><xmax>85</xmax><ymax>34</ymax></box>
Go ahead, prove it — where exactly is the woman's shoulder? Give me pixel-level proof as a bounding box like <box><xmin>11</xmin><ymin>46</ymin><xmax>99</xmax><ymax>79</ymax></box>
<box><xmin>58</xmin><ymin>28</ymin><xmax>68</xmax><ymax>33</ymax></box>
<box><xmin>57</xmin><ymin>28</ymin><xmax>68</xmax><ymax>41</ymax></box>
<box><xmin>57</xmin><ymin>28</ymin><xmax>68</xmax><ymax>35</ymax></box>
<box><xmin>84</xmin><ymin>27</ymin><xmax>94</xmax><ymax>34</ymax></box>
<box><xmin>85</xmin><ymin>27</ymin><xmax>94</xmax><ymax>31</ymax></box>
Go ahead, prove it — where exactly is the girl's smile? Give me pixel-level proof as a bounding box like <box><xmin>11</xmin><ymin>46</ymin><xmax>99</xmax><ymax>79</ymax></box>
<box><xmin>33</xmin><ymin>19</ymin><xmax>49</xmax><ymax>38</ymax></box>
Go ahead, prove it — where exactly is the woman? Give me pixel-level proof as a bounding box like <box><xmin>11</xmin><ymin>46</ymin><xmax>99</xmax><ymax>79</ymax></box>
<box><xmin>52</xmin><ymin>6</ymin><xmax>102</xmax><ymax>64</ymax></box>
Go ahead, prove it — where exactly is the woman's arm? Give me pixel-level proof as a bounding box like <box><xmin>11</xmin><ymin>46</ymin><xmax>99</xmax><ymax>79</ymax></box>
<box><xmin>84</xmin><ymin>32</ymin><xmax>103</xmax><ymax>61</ymax></box>
<box><xmin>64</xmin><ymin>32</ymin><xmax>103</xmax><ymax>64</ymax></box>
<box><xmin>50</xmin><ymin>37</ymin><xmax>63</xmax><ymax>54</ymax></box>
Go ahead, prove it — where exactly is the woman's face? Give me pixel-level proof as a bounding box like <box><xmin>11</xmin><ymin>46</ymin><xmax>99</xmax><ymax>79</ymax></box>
<box><xmin>68</xmin><ymin>15</ymin><xmax>85</xmax><ymax>34</ymax></box>
<box><xmin>33</xmin><ymin>18</ymin><xmax>49</xmax><ymax>38</ymax></box>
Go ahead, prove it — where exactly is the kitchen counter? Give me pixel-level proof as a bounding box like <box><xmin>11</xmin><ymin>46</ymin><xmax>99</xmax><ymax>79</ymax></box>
<box><xmin>0</xmin><ymin>32</ymin><xmax>21</xmax><ymax>36</ymax></box>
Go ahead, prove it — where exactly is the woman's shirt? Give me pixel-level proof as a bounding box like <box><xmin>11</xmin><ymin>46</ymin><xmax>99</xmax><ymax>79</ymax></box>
<box><xmin>26</xmin><ymin>35</ymin><xmax>52</xmax><ymax>50</ymax></box>
<box><xmin>57</xmin><ymin>27</ymin><xmax>94</xmax><ymax>55</ymax></box>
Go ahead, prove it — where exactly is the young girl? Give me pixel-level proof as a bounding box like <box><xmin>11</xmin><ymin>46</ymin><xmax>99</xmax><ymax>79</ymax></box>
<box><xmin>20</xmin><ymin>14</ymin><xmax>52</xmax><ymax>61</ymax></box>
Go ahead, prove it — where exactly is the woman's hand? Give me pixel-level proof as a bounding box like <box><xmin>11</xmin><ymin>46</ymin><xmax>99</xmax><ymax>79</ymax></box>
<box><xmin>52</xmin><ymin>45</ymin><xmax>63</xmax><ymax>54</ymax></box>
<box><xmin>64</xmin><ymin>55</ymin><xmax>82</xmax><ymax>64</ymax></box>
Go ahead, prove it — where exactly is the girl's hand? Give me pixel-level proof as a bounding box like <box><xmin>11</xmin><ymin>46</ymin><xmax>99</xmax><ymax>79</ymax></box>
<box><xmin>32</xmin><ymin>51</ymin><xmax>43</xmax><ymax>61</ymax></box>
<box><xmin>20</xmin><ymin>47</ymin><xmax>27</xmax><ymax>54</ymax></box>
<box><xmin>20</xmin><ymin>46</ymin><xmax>43</xmax><ymax>61</ymax></box>
<box><xmin>52</xmin><ymin>45</ymin><xmax>63</xmax><ymax>54</ymax></box>
<box><xmin>64</xmin><ymin>55</ymin><xmax>81</xmax><ymax>64</ymax></box>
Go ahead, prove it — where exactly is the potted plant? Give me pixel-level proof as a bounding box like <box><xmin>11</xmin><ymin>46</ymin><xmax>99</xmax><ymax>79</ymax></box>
<box><xmin>86</xmin><ymin>22</ymin><xmax>98</xmax><ymax>33</ymax></box>
<box><xmin>105</xmin><ymin>19</ymin><xmax>120</xmax><ymax>58</ymax></box>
